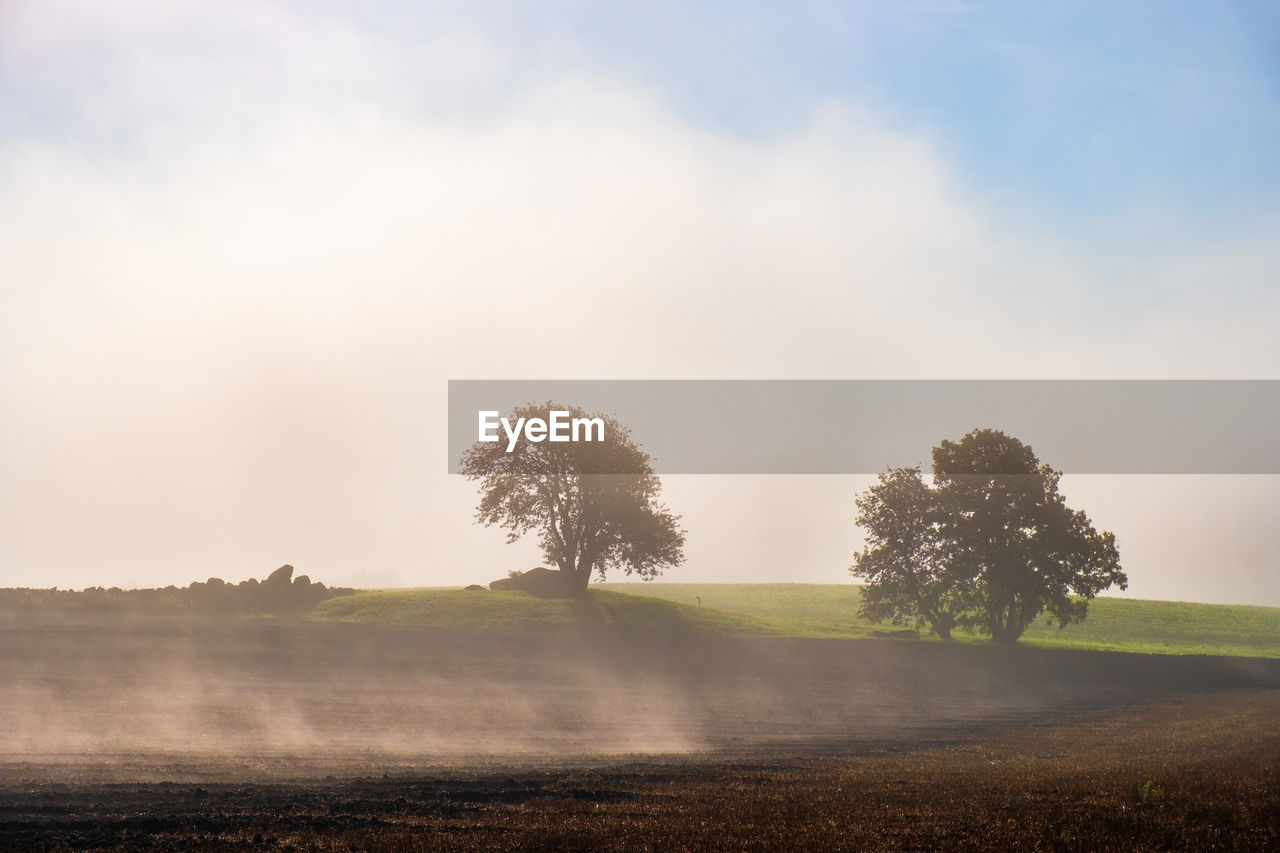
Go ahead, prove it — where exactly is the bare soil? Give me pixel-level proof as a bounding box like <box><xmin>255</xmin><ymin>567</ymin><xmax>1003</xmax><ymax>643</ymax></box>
<box><xmin>1</xmin><ymin>618</ymin><xmax>1277</xmax><ymax>850</ymax></box>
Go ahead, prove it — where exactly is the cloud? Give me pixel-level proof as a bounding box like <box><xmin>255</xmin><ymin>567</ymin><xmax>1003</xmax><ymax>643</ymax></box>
<box><xmin>0</xmin><ymin>2</ymin><xmax>1276</xmax><ymax>603</ymax></box>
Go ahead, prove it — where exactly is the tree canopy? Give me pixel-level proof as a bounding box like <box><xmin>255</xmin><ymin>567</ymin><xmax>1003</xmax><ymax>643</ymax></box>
<box><xmin>850</xmin><ymin>466</ymin><xmax>958</xmax><ymax>639</ymax></box>
<box><xmin>851</xmin><ymin>428</ymin><xmax>1126</xmax><ymax>644</ymax></box>
<box><xmin>460</xmin><ymin>401</ymin><xmax>685</xmax><ymax>596</ymax></box>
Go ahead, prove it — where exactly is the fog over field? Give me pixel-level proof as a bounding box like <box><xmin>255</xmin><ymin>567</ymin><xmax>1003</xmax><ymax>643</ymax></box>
<box><xmin>3</xmin><ymin>617</ymin><xmax>1276</xmax><ymax>781</ymax></box>
<box><xmin>2</xmin><ymin>6</ymin><xmax>1278</xmax><ymax>849</ymax></box>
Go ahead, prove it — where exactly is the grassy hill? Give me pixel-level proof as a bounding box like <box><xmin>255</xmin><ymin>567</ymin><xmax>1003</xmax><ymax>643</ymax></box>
<box><xmin>305</xmin><ymin>583</ymin><xmax>1280</xmax><ymax>658</ymax></box>
<box><xmin>307</xmin><ymin>588</ymin><xmax>777</xmax><ymax>636</ymax></box>
<box><xmin>604</xmin><ymin>583</ymin><xmax>1280</xmax><ymax>657</ymax></box>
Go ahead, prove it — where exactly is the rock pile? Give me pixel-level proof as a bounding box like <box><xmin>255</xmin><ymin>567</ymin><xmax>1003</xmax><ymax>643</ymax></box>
<box><xmin>169</xmin><ymin>564</ymin><xmax>350</xmax><ymax>612</ymax></box>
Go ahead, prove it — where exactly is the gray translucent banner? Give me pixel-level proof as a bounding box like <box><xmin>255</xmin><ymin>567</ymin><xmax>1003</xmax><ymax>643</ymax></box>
<box><xmin>447</xmin><ymin>380</ymin><xmax>1280</xmax><ymax>474</ymax></box>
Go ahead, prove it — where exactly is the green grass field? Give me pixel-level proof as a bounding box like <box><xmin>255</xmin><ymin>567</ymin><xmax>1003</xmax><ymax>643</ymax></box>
<box><xmin>605</xmin><ymin>583</ymin><xmax>1280</xmax><ymax>657</ymax></box>
<box><xmin>306</xmin><ymin>583</ymin><xmax>1280</xmax><ymax>658</ymax></box>
<box><xmin>307</xmin><ymin>587</ymin><xmax>777</xmax><ymax>636</ymax></box>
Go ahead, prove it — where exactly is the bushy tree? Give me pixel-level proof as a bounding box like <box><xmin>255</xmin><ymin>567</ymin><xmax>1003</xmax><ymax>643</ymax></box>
<box><xmin>851</xmin><ymin>429</ymin><xmax>1126</xmax><ymax>644</ymax></box>
<box><xmin>850</xmin><ymin>466</ymin><xmax>958</xmax><ymax>639</ymax></box>
<box><xmin>933</xmin><ymin>429</ymin><xmax>1125</xmax><ymax>644</ymax></box>
<box><xmin>460</xmin><ymin>402</ymin><xmax>685</xmax><ymax>596</ymax></box>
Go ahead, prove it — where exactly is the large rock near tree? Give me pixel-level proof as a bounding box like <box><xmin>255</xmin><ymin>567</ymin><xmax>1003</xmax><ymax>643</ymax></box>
<box><xmin>488</xmin><ymin>567</ymin><xmax>574</xmax><ymax>598</ymax></box>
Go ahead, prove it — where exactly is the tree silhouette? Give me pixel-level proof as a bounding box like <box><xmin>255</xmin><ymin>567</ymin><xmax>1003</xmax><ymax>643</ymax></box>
<box><xmin>852</xmin><ymin>429</ymin><xmax>1126</xmax><ymax>644</ymax></box>
<box><xmin>850</xmin><ymin>466</ymin><xmax>958</xmax><ymax>639</ymax></box>
<box><xmin>460</xmin><ymin>401</ymin><xmax>685</xmax><ymax>596</ymax></box>
<box><xmin>934</xmin><ymin>428</ymin><xmax>1125</xmax><ymax>643</ymax></box>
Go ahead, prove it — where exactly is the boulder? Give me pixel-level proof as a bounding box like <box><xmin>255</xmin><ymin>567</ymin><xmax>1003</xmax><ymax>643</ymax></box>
<box><xmin>488</xmin><ymin>567</ymin><xmax>574</xmax><ymax>598</ymax></box>
<box><xmin>264</xmin><ymin>564</ymin><xmax>294</xmax><ymax>587</ymax></box>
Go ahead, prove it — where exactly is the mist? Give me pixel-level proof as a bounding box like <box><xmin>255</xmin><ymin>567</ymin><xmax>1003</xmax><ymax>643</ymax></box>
<box><xmin>7</xmin><ymin>614</ymin><xmax>1273</xmax><ymax>785</ymax></box>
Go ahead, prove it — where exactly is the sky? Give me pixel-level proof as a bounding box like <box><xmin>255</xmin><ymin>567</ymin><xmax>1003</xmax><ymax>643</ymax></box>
<box><xmin>0</xmin><ymin>1</ymin><xmax>1277</xmax><ymax>604</ymax></box>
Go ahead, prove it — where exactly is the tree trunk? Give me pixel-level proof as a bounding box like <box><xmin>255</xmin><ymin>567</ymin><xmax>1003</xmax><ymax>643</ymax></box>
<box><xmin>988</xmin><ymin>612</ymin><xmax>1023</xmax><ymax>644</ymax></box>
<box><xmin>988</xmin><ymin>608</ymin><xmax>1012</xmax><ymax>644</ymax></box>
<box><xmin>553</xmin><ymin>558</ymin><xmax>590</xmax><ymax>598</ymax></box>
<box><xmin>563</xmin><ymin>560</ymin><xmax>593</xmax><ymax>598</ymax></box>
<box><xmin>990</xmin><ymin>598</ymin><xmax>1027</xmax><ymax>644</ymax></box>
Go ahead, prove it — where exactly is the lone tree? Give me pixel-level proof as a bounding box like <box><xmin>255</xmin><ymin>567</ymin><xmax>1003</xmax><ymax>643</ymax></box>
<box><xmin>460</xmin><ymin>401</ymin><xmax>685</xmax><ymax>596</ymax></box>
<box><xmin>851</xmin><ymin>428</ymin><xmax>1126</xmax><ymax>644</ymax></box>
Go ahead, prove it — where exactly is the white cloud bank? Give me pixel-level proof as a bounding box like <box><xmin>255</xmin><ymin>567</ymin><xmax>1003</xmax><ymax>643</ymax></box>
<box><xmin>0</xmin><ymin>1</ymin><xmax>1276</xmax><ymax>604</ymax></box>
